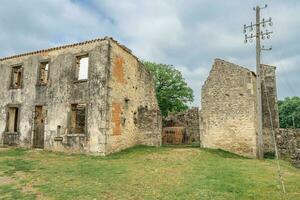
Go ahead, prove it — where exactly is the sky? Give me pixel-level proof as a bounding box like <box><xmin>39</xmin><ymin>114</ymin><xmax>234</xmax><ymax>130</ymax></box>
<box><xmin>0</xmin><ymin>0</ymin><xmax>299</xmax><ymax>106</ymax></box>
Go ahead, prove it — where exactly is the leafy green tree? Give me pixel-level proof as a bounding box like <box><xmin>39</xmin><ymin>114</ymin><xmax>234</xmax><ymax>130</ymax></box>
<box><xmin>143</xmin><ymin>61</ymin><xmax>194</xmax><ymax>117</ymax></box>
<box><xmin>278</xmin><ymin>96</ymin><xmax>300</xmax><ymax>128</ymax></box>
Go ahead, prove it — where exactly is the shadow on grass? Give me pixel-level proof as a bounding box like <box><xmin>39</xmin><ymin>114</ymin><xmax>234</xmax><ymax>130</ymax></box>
<box><xmin>162</xmin><ymin>144</ymin><xmax>200</xmax><ymax>149</ymax></box>
<box><xmin>106</xmin><ymin>145</ymin><xmax>167</xmax><ymax>160</ymax></box>
<box><xmin>0</xmin><ymin>159</ymin><xmax>37</xmax><ymax>176</ymax></box>
<box><xmin>264</xmin><ymin>151</ymin><xmax>276</xmax><ymax>159</ymax></box>
<box><xmin>0</xmin><ymin>148</ymin><xmax>27</xmax><ymax>157</ymax></box>
<box><xmin>202</xmin><ymin>148</ymin><xmax>250</xmax><ymax>159</ymax></box>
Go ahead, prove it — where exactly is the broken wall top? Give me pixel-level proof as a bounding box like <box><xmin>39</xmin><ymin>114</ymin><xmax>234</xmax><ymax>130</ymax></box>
<box><xmin>0</xmin><ymin>37</ymin><xmax>136</xmax><ymax>63</ymax></box>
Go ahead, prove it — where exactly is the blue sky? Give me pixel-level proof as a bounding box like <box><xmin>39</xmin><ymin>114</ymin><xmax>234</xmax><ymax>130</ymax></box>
<box><xmin>0</xmin><ymin>0</ymin><xmax>299</xmax><ymax>106</ymax></box>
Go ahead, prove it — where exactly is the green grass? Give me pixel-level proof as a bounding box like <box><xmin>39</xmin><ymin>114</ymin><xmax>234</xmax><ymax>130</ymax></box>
<box><xmin>0</xmin><ymin>146</ymin><xmax>299</xmax><ymax>200</ymax></box>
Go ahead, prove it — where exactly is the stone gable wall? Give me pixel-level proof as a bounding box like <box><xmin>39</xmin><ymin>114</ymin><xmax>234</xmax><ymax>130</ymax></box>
<box><xmin>200</xmin><ymin>59</ymin><xmax>280</xmax><ymax>158</ymax></box>
<box><xmin>105</xmin><ymin>41</ymin><xmax>161</xmax><ymax>154</ymax></box>
<box><xmin>200</xmin><ymin>59</ymin><xmax>258</xmax><ymax>158</ymax></box>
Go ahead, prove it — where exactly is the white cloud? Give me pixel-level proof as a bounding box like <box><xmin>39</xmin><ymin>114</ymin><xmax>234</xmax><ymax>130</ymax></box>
<box><xmin>0</xmin><ymin>0</ymin><xmax>299</xmax><ymax>105</ymax></box>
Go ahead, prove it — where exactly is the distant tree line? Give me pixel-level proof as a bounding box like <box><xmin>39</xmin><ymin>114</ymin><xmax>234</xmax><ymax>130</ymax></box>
<box><xmin>278</xmin><ymin>96</ymin><xmax>300</xmax><ymax>128</ymax></box>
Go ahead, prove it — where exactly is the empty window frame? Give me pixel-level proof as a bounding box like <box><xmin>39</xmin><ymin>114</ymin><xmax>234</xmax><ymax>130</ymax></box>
<box><xmin>75</xmin><ymin>55</ymin><xmax>89</xmax><ymax>80</ymax></box>
<box><xmin>11</xmin><ymin>65</ymin><xmax>23</xmax><ymax>88</ymax></box>
<box><xmin>70</xmin><ymin>104</ymin><xmax>86</xmax><ymax>133</ymax></box>
<box><xmin>6</xmin><ymin>106</ymin><xmax>20</xmax><ymax>133</ymax></box>
<box><xmin>39</xmin><ymin>61</ymin><xmax>49</xmax><ymax>85</ymax></box>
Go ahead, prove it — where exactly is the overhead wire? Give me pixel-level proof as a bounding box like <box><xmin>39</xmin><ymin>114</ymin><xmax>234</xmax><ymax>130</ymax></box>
<box><xmin>261</xmin><ymin>52</ymin><xmax>287</xmax><ymax>198</ymax></box>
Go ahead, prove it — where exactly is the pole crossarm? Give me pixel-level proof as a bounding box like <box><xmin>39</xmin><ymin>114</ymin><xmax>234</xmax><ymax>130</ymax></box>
<box><xmin>243</xmin><ymin>4</ymin><xmax>287</xmax><ymax>197</ymax></box>
<box><xmin>244</xmin><ymin>30</ymin><xmax>273</xmax><ymax>42</ymax></box>
<box><xmin>243</xmin><ymin>17</ymin><xmax>273</xmax><ymax>31</ymax></box>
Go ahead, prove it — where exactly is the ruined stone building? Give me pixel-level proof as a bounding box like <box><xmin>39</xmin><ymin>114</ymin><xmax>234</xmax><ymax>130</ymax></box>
<box><xmin>162</xmin><ymin>107</ymin><xmax>200</xmax><ymax>145</ymax></box>
<box><xmin>0</xmin><ymin>37</ymin><xmax>161</xmax><ymax>155</ymax></box>
<box><xmin>200</xmin><ymin>58</ymin><xmax>279</xmax><ymax>158</ymax></box>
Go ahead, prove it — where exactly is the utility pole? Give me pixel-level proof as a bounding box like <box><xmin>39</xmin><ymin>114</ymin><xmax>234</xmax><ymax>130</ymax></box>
<box><xmin>244</xmin><ymin>5</ymin><xmax>273</xmax><ymax>159</ymax></box>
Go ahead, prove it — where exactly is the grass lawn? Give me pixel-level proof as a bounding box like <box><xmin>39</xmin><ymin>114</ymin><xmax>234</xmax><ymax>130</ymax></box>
<box><xmin>0</xmin><ymin>146</ymin><xmax>299</xmax><ymax>200</ymax></box>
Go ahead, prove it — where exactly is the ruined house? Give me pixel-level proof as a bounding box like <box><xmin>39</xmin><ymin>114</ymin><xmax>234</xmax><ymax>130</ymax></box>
<box><xmin>162</xmin><ymin>107</ymin><xmax>200</xmax><ymax>145</ymax></box>
<box><xmin>0</xmin><ymin>37</ymin><xmax>162</xmax><ymax>155</ymax></box>
<box><xmin>200</xmin><ymin>58</ymin><xmax>279</xmax><ymax>158</ymax></box>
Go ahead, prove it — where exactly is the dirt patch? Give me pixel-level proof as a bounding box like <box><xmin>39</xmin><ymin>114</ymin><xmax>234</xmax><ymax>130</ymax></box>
<box><xmin>0</xmin><ymin>147</ymin><xmax>8</xmax><ymax>151</ymax></box>
<box><xmin>16</xmin><ymin>171</ymin><xmax>50</xmax><ymax>200</ymax></box>
<box><xmin>0</xmin><ymin>176</ymin><xmax>15</xmax><ymax>185</ymax></box>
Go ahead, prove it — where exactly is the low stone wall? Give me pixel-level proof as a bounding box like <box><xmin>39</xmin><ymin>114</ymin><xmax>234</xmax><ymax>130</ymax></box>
<box><xmin>164</xmin><ymin>107</ymin><xmax>200</xmax><ymax>144</ymax></box>
<box><xmin>277</xmin><ymin>129</ymin><xmax>300</xmax><ymax>168</ymax></box>
<box><xmin>162</xmin><ymin>127</ymin><xmax>186</xmax><ymax>145</ymax></box>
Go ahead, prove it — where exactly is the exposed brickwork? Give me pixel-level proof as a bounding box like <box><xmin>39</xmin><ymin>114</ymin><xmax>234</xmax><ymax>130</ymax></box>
<box><xmin>162</xmin><ymin>127</ymin><xmax>185</xmax><ymax>145</ymax></box>
<box><xmin>112</xmin><ymin>102</ymin><xmax>122</xmax><ymax>136</ymax></box>
<box><xmin>106</xmin><ymin>41</ymin><xmax>161</xmax><ymax>154</ymax></box>
<box><xmin>164</xmin><ymin>107</ymin><xmax>200</xmax><ymax>144</ymax></box>
<box><xmin>113</xmin><ymin>56</ymin><xmax>126</xmax><ymax>84</ymax></box>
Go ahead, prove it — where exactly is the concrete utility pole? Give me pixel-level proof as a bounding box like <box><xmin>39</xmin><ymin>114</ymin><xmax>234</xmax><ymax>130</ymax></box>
<box><xmin>243</xmin><ymin>5</ymin><xmax>273</xmax><ymax>159</ymax></box>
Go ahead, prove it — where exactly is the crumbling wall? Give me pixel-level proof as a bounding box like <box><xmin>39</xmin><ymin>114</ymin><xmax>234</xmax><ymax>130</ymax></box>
<box><xmin>106</xmin><ymin>40</ymin><xmax>161</xmax><ymax>154</ymax></box>
<box><xmin>0</xmin><ymin>38</ymin><xmax>162</xmax><ymax>155</ymax></box>
<box><xmin>135</xmin><ymin>106</ymin><xmax>162</xmax><ymax>146</ymax></box>
<box><xmin>277</xmin><ymin>129</ymin><xmax>300</xmax><ymax>168</ymax></box>
<box><xmin>261</xmin><ymin>64</ymin><xmax>280</xmax><ymax>154</ymax></box>
<box><xmin>0</xmin><ymin>55</ymin><xmax>43</xmax><ymax>148</ymax></box>
<box><xmin>164</xmin><ymin>107</ymin><xmax>200</xmax><ymax>144</ymax></box>
<box><xmin>200</xmin><ymin>59</ymin><xmax>258</xmax><ymax>158</ymax></box>
<box><xmin>0</xmin><ymin>39</ymin><xmax>110</xmax><ymax>155</ymax></box>
<box><xmin>162</xmin><ymin>127</ymin><xmax>185</xmax><ymax>145</ymax></box>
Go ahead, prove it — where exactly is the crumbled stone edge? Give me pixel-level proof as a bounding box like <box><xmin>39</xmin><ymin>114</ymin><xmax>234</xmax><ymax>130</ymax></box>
<box><xmin>0</xmin><ymin>37</ymin><xmax>134</xmax><ymax>62</ymax></box>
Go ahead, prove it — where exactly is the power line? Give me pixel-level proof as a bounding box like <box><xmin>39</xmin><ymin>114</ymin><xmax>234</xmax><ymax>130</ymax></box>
<box><xmin>261</xmin><ymin>53</ymin><xmax>288</xmax><ymax>197</ymax></box>
<box><xmin>243</xmin><ymin>4</ymin><xmax>273</xmax><ymax>160</ymax></box>
<box><xmin>262</xmin><ymin>79</ymin><xmax>287</xmax><ymax>198</ymax></box>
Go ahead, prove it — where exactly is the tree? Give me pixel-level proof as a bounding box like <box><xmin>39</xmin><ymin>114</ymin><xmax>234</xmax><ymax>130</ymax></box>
<box><xmin>143</xmin><ymin>61</ymin><xmax>194</xmax><ymax>117</ymax></box>
<box><xmin>278</xmin><ymin>96</ymin><xmax>300</xmax><ymax>128</ymax></box>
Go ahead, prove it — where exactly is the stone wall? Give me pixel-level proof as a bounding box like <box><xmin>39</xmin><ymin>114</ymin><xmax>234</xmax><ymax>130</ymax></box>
<box><xmin>277</xmin><ymin>129</ymin><xmax>300</xmax><ymax>168</ymax></box>
<box><xmin>200</xmin><ymin>59</ymin><xmax>280</xmax><ymax>158</ymax></box>
<box><xmin>0</xmin><ymin>37</ymin><xmax>161</xmax><ymax>155</ymax></box>
<box><xmin>162</xmin><ymin>127</ymin><xmax>185</xmax><ymax>145</ymax></box>
<box><xmin>0</xmin><ymin>39</ymin><xmax>110</xmax><ymax>154</ymax></box>
<box><xmin>261</xmin><ymin>64</ymin><xmax>280</xmax><ymax>153</ymax></box>
<box><xmin>200</xmin><ymin>58</ymin><xmax>258</xmax><ymax>158</ymax></box>
<box><xmin>164</xmin><ymin>107</ymin><xmax>200</xmax><ymax>144</ymax></box>
<box><xmin>105</xmin><ymin>40</ymin><xmax>161</xmax><ymax>154</ymax></box>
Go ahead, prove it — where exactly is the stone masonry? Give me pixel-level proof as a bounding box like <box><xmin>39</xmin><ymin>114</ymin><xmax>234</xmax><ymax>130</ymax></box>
<box><xmin>0</xmin><ymin>37</ymin><xmax>161</xmax><ymax>155</ymax></box>
<box><xmin>200</xmin><ymin>58</ymin><xmax>279</xmax><ymax>158</ymax></box>
<box><xmin>261</xmin><ymin>64</ymin><xmax>280</xmax><ymax>153</ymax></box>
<box><xmin>163</xmin><ymin>107</ymin><xmax>200</xmax><ymax>144</ymax></box>
<box><xmin>277</xmin><ymin>129</ymin><xmax>300</xmax><ymax>168</ymax></box>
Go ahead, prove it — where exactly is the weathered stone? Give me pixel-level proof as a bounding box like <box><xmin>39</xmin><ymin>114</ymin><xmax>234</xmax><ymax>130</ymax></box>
<box><xmin>277</xmin><ymin>129</ymin><xmax>300</xmax><ymax>168</ymax></box>
<box><xmin>162</xmin><ymin>127</ymin><xmax>185</xmax><ymax>145</ymax></box>
<box><xmin>261</xmin><ymin>64</ymin><xmax>280</xmax><ymax>153</ymax></box>
<box><xmin>200</xmin><ymin>58</ymin><xmax>279</xmax><ymax>158</ymax></box>
<box><xmin>0</xmin><ymin>37</ymin><xmax>161</xmax><ymax>155</ymax></box>
<box><xmin>163</xmin><ymin>107</ymin><xmax>200</xmax><ymax>144</ymax></box>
